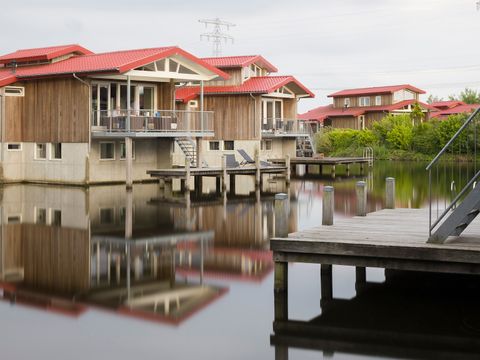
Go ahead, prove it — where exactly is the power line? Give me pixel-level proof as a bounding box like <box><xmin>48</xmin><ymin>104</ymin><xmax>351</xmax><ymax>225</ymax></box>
<box><xmin>199</xmin><ymin>18</ymin><xmax>235</xmax><ymax>57</ymax></box>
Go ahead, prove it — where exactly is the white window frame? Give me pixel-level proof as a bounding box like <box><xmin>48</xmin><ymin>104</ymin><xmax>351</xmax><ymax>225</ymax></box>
<box><xmin>359</xmin><ymin>97</ymin><xmax>370</xmax><ymax>107</ymax></box>
<box><xmin>7</xmin><ymin>143</ymin><xmax>22</xmax><ymax>151</ymax></box>
<box><xmin>375</xmin><ymin>96</ymin><xmax>382</xmax><ymax>106</ymax></box>
<box><xmin>34</xmin><ymin>207</ymin><xmax>48</xmax><ymax>224</ymax></box>
<box><xmin>223</xmin><ymin>140</ymin><xmax>235</xmax><ymax>151</ymax></box>
<box><xmin>34</xmin><ymin>143</ymin><xmax>47</xmax><ymax>160</ymax></box>
<box><xmin>4</xmin><ymin>86</ymin><xmax>24</xmax><ymax>97</ymax></box>
<box><xmin>120</xmin><ymin>141</ymin><xmax>136</xmax><ymax>160</ymax></box>
<box><xmin>209</xmin><ymin>141</ymin><xmax>220</xmax><ymax>151</ymax></box>
<box><xmin>7</xmin><ymin>214</ymin><xmax>22</xmax><ymax>224</ymax></box>
<box><xmin>50</xmin><ymin>143</ymin><xmax>62</xmax><ymax>161</ymax></box>
<box><xmin>99</xmin><ymin>142</ymin><xmax>115</xmax><ymax>161</ymax></box>
<box><xmin>50</xmin><ymin>209</ymin><xmax>62</xmax><ymax>226</ymax></box>
<box><xmin>344</xmin><ymin>98</ymin><xmax>350</xmax><ymax>107</ymax></box>
<box><xmin>261</xmin><ymin>139</ymin><xmax>273</xmax><ymax>151</ymax></box>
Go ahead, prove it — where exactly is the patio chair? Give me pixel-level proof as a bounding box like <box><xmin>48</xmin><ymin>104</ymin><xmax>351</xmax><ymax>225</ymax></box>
<box><xmin>225</xmin><ymin>154</ymin><xmax>240</xmax><ymax>168</ymax></box>
<box><xmin>237</xmin><ymin>149</ymin><xmax>273</xmax><ymax>167</ymax></box>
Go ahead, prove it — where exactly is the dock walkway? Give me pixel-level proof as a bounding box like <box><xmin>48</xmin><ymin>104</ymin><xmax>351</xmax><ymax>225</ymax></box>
<box><xmin>270</xmin><ymin>156</ymin><xmax>370</xmax><ymax>177</ymax></box>
<box><xmin>271</xmin><ymin>208</ymin><xmax>480</xmax><ymax>274</ymax></box>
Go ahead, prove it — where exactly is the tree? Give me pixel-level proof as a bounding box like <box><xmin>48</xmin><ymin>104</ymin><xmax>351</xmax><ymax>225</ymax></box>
<box><xmin>459</xmin><ymin>88</ymin><xmax>480</xmax><ymax>104</ymax></box>
<box><xmin>410</xmin><ymin>102</ymin><xmax>425</xmax><ymax>126</ymax></box>
<box><xmin>426</xmin><ymin>94</ymin><xmax>443</xmax><ymax>104</ymax></box>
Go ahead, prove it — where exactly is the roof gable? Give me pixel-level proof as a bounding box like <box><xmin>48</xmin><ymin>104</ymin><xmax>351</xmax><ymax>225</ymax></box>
<box><xmin>328</xmin><ymin>84</ymin><xmax>426</xmax><ymax>97</ymax></box>
<box><xmin>202</xmin><ymin>55</ymin><xmax>278</xmax><ymax>73</ymax></box>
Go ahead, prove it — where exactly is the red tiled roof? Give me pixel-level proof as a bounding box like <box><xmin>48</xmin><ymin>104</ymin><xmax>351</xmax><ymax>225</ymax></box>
<box><xmin>202</xmin><ymin>55</ymin><xmax>278</xmax><ymax>73</ymax></box>
<box><xmin>430</xmin><ymin>104</ymin><xmax>480</xmax><ymax>119</ymax></box>
<box><xmin>328</xmin><ymin>84</ymin><xmax>426</xmax><ymax>97</ymax></box>
<box><xmin>176</xmin><ymin>75</ymin><xmax>314</xmax><ymax>102</ymax></box>
<box><xmin>0</xmin><ymin>44</ymin><xmax>93</xmax><ymax>64</ymax></box>
<box><xmin>299</xmin><ymin>100</ymin><xmax>432</xmax><ymax>122</ymax></box>
<box><xmin>430</xmin><ymin>100</ymin><xmax>466</xmax><ymax>110</ymax></box>
<box><xmin>0</xmin><ymin>46</ymin><xmax>229</xmax><ymax>86</ymax></box>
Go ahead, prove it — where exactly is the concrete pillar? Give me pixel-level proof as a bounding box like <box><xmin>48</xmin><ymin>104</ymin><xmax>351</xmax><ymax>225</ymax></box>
<box><xmin>196</xmin><ymin>139</ymin><xmax>202</xmax><ymax>168</ymax></box>
<box><xmin>229</xmin><ymin>174</ymin><xmax>236</xmax><ymax>194</ymax></box>
<box><xmin>255</xmin><ymin>148</ymin><xmax>261</xmax><ymax>188</ymax></box>
<box><xmin>285</xmin><ymin>155</ymin><xmax>291</xmax><ymax>184</ymax></box>
<box><xmin>274</xmin><ymin>193</ymin><xmax>289</xmax><ymax>237</ymax></box>
<box><xmin>125</xmin><ymin>137</ymin><xmax>133</xmax><ymax>189</ymax></box>
<box><xmin>386</xmin><ymin>177</ymin><xmax>395</xmax><ymax>209</ymax></box>
<box><xmin>185</xmin><ymin>158</ymin><xmax>191</xmax><ymax>191</ymax></box>
<box><xmin>222</xmin><ymin>155</ymin><xmax>227</xmax><ymax>191</ymax></box>
<box><xmin>356</xmin><ymin>181</ymin><xmax>367</xmax><ymax>216</ymax></box>
<box><xmin>322</xmin><ymin>186</ymin><xmax>334</xmax><ymax>225</ymax></box>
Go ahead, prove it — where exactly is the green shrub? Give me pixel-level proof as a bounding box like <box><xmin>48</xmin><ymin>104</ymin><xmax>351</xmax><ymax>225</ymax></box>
<box><xmin>412</xmin><ymin>121</ymin><xmax>439</xmax><ymax>154</ymax></box>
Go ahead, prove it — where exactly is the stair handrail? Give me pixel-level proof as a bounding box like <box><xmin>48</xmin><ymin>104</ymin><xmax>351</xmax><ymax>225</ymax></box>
<box><xmin>426</xmin><ymin>107</ymin><xmax>480</xmax><ymax>237</ymax></box>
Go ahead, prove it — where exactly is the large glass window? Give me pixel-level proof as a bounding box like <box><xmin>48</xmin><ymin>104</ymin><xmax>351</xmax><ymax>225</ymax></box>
<box><xmin>139</xmin><ymin>86</ymin><xmax>154</xmax><ymax>112</ymax></box>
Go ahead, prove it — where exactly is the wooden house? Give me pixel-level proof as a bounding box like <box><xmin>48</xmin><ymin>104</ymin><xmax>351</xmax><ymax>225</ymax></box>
<box><xmin>299</xmin><ymin>84</ymin><xmax>432</xmax><ymax>130</ymax></box>
<box><xmin>429</xmin><ymin>100</ymin><xmax>480</xmax><ymax>119</ymax></box>
<box><xmin>175</xmin><ymin>55</ymin><xmax>315</xmax><ymax>164</ymax></box>
<box><xmin>0</xmin><ymin>44</ymin><xmax>227</xmax><ymax>185</ymax></box>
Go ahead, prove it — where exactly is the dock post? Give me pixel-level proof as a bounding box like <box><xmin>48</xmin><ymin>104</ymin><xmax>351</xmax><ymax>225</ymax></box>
<box><xmin>194</xmin><ymin>175</ymin><xmax>203</xmax><ymax>195</ymax></box>
<box><xmin>355</xmin><ymin>181</ymin><xmax>367</xmax><ymax>216</ymax></box>
<box><xmin>216</xmin><ymin>176</ymin><xmax>221</xmax><ymax>194</ymax></box>
<box><xmin>158</xmin><ymin>178</ymin><xmax>165</xmax><ymax>189</ymax></box>
<box><xmin>319</xmin><ymin>164</ymin><xmax>322</xmax><ymax>175</ymax></box>
<box><xmin>331</xmin><ymin>165</ymin><xmax>336</xmax><ymax>178</ymax></box>
<box><xmin>125</xmin><ymin>137</ymin><xmax>133</xmax><ymax>189</ymax></box>
<box><xmin>255</xmin><ymin>148</ymin><xmax>261</xmax><ymax>188</ymax></box>
<box><xmin>185</xmin><ymin>158</ymin><xmax>191</xmax><ymax>191</ymax></box>
<box><xmin>360</xmin><ymin>163</ymin><xmax>364</xmax><ymax>174</ymax></box>
<box><xmin>222</xmin><ymin>155</ymin><xmax>227</xmax><ymax>191</ymax></box>
<box><xmin>164</xmin><ymin>179</ymin><xmax>173</xmax><ymax>198</ymax></box>
<box><xmin>320</xmin><ymin>264</ymin><xmax>333</xmax><ymax>308</ymax></box>
<box><xmin>386</xmin><ymin>177</ymin><xmax>395</xmax><ymax>209</ymax></box>
<box><xmin>285</xmin><ymin>155</ymin><xmax>291</xmax><ymax>184</ymax></box>
<box><xmin>229</xmin><ymin>174</ymin><xmax>236</xmax><ymax>195</ymax></box>
<box><xmin>274</xmin><ymin>193</ymin><xmax>289</xmax><ymax>237</ymax></box>
<box><xmin>322</xmin><ymin>186</ymin><xmax>334</xmax><ymax>225</ymax></box>
<box><xmin>274</xmin><ymin>261</ymin><xmax>288</xmax><ymax>293</ymax></box>
<box><xmin>346</xmin><ymin>163</ymin><xmax>350</xmax><ymax>176</ymax></box>
<box><xmin>355</xmin><ymin>267</ymin><xmax>367</xmax><ymax>293</ymax></box>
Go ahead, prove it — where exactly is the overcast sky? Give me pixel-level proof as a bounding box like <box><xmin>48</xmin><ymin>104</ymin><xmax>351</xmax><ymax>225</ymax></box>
<box><xmin>1</xmin><ymin>0</ymin><xmax>479</xmax><ymax>112</ymax></box>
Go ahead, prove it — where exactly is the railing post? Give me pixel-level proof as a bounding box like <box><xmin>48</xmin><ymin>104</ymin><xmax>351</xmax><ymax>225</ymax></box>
<box><xmin>356</xmin><ymin>181</ymin><xmax>367</xmax><ymax>216</ymax></box>
<box><xmin>385</xmin><ymin>177</ymin><xmax>395</xmax><ymax>209</ymax></box>
<box><xmin>322</xmin><ymin>186</ymin><xmax>334</xmax><ymax>225</ymax></box>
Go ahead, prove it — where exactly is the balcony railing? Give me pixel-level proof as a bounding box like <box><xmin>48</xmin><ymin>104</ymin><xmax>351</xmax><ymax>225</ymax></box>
<box><xmin>91</xmin><ymin>109</ymin><xmax>214</xmax><ymax>134</ymax></box>
<box><xmin>261</xmin><ymin>118</ymin><xmax>308</xmax><ymax>135</ymax></box>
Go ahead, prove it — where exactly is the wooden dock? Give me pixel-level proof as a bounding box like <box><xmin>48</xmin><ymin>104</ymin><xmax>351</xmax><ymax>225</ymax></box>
<box><xmin>270</xmin><ymin>156</ymin><xmax>370</xmax><ymax>177</ymax></box>
<box><xmin>271</xmin><ymin>208</ymin><xmax>480</xmax><ymax>276</ymax></box>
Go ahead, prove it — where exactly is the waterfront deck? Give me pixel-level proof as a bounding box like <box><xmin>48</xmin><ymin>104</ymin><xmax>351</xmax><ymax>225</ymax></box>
<box><xmin>148</xmin><ymin>165</ymin><xmax>287</xmax><ymax>178</ymax></box>
<box><xmin>270</xmin><ymin>156</ymin><xmax>370</xmax><ymax>177</ymax></box>
<box><xmin>271</xmin><ymin>208</ymin><xmax>480</xmax><ymax>274</ymax></box>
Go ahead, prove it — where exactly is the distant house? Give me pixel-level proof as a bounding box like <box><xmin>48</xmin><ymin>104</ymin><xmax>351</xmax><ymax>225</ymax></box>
<box><xmin>175</xmin><ymin>55</ymin><xmax>315</xmax><ymax>163</ymax></box>
<box><xmin>429</xmin><ymin>101</ymin><xmax>480</xmax><ymax>119</ymax></box>
<box><xmin>299</xmin><ymin>84</ymin><xmax>432</xmax><ymax>130</ymax></box>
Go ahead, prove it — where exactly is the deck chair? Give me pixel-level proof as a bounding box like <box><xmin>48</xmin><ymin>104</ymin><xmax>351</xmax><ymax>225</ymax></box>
<box><xmin>237</xmin><ymin>149</ymin><xmax>273</xmax><ymax>167</ymax></box>
<box><xmin>225</xmin><ymin>154</ymin><xmax>240</xmax><ymax>168</ymax></box>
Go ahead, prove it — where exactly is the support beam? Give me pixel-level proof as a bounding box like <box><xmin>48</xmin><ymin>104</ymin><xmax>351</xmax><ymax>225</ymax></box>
<box><xmin>285</xmin><ymin>155</ymin><xmax>291</xmax><ymax>184</ymax></box>
<box><xmin>274</xmin><ymin>261</ymin><xmax>288</xmax><ymax>292</ymax></box>
<box><xmin>196</xmin><ymin>139</ymin><xmax>202</xmax><ymax>168</ymax></box>
<box><xmin>229</xmin><ymin>174</ymin><xmax>236</xmax><ymax>195</ymax></box>
<box><xmin>320</xmin><ymin>264</ymin><xmax>333</xmax><ymax>308</ymax></box>
<box><xmin>125</xmin><ymin>137</ymin><xmax>133</xmax><ymax>189</ymax></box>
<box><xmin>255</xmin><ymin>148</ymin><xmax>261</xmax><ymax>188</ymax></box>
<box><xmin>185</xmin><ymin>158</ymin><xmax>191</xmax><ymax>191</ymax></box>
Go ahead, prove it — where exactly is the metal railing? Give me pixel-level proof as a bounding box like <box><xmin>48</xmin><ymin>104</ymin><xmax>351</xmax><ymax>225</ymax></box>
<box><xmin>91</xmin><ymin>109</ymin><xmax>214</xmax><ymax>134</ymax></box>
<box><xmin>261</xmin><ymin>118</ymin><xmax>307</xmax><ymax>134</ymax></box>
<box><xmin>426</xmin><ymin>108</ymin><xmax>480</xmax><ymax>237</ymax></box>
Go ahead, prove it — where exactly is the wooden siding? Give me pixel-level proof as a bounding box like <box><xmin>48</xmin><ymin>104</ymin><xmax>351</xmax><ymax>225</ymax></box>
<box><xmin>206</xmin><ymin>69</ymin><xmax>243</xmax><ymax>86</ymax></box>
<box><xmin>283</xmin><ymin>98</ymin><xmax>297</xmax><ymax>119</ymax></box>
<box><xmin>330</xmin><ymin>116</ymin><xmax>359</xmax><ymax>129</ymax></box>
<box><xmin>158</xmin><ymin>81</ymin><xmax>175</xmax><ymax>110</ymax></box>
<box><xmin>365</xmin><ymin>111</ymin><xmax>387</xmax><ymax>128</ymax></box>
<box><xmin>5</xmin><ymin>79</ymin><xmax>90</xmax><ymax>143</ymax></box>
<box><xmin>333</xmin><ymin>94</ymin><xmax>393</xmax><ymax>108</ymax></box>
<box><xmin>179</xmin><ymin>94</ymin><xmax>261</xmax><ymax>140</ymax></box>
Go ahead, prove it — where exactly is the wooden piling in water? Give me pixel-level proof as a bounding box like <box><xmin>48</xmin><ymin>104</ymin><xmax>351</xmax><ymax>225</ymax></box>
<box><xmin>356</xmin><ymin>181</ymin><xmax>367</xmax><ymax>216</ymax></box>
<box><xmin>255</xmin><ymin>149</ymin><xmax>261</xmax><ymax>188</ymax></box>
<box><xmin>322</xmin><ymin>186</ymin><xmax>334</xmax><ymax>225</ymax></box>
<box><xmin>222</xmin><ymin>155</ymin><xmax>227</xmax><ymax>191</ymax></box>
<box><xmin>275</xmin><ymin>193</ymin><xmax>289</xmax><ymax>237</ymax></box>
<box><xmin>285</xmin><ymin>155</ymin><xmax>291</xmax><ymax>184</ymax></box>
<box><xmin>125</xmin><ymin>137</ymin><xmax>133</xmax><ymax>189</ymax></box>
<box><xmin>320</xmin><ymin>264</ymin><xmax>333</xmax><ymax>307</ymax></box>
<box><xmin>386</xmin><ymin>177</ymin><xmax>395</xmax><ymax>209</ymax></box>
<box><xmin>185</xmin><ymin>158</ymin><xmax>191</xmax><ymax>191</ymax></box>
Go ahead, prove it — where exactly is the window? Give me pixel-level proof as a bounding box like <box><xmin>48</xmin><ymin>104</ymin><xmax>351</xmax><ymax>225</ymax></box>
<box><xmin>100</xmin><ymin>208</ymin><xmax>115</xmax><ymax>224</ymax></box>
<box><xmin>7</xmin><ymin>215</ymin><xmax>21</xmax><ymax>224</ymax></box>
<box><xmin>51</xmin><ymin>143</ymin><xmax>62</xmax><ymax>160</ymax></box>
<box><xmin>35</xmin><ymin>143</ymin><xmax>47</xmax><ymax>160</ymax></box>
<box><xmin>188</xmin><ymin>100</ymin><xmax>198</xmax><ymax>108</ymax></box>
<box><xmin>35</xmin><ymin>208</ymin><xmax>47</xmax><ymax>224</ymax></box>
<box><xmin>344</xmin><ymin>98</ymin><xmax>350</xmax><ymax>107</ymax></box>
<box><xmin>261</xmin><ymin>140</ymin><xmax>272</xmax><ymax>151</ymax></box>
<box><xmin>359</xmin><ymin>97</ymin><xmax>370</xmax><ymax>107</ymax></box>
<box><xmin>4</xmin><ymin>86</ymin><xmax>24</xmax><ymax>97</ymax></box>
<box><xmin>359</xmin><ymin>115</ymin><xmax>366</xmax><ymax>130</ymax></box>
<box><xmin>51</xmin><ymin>210</ymin><xmax>62</xmax><ymax>226</ymax></box>
<box><xmin>209</xmin><ymin>141</ymin><xmax>220</xmax><ymax>151</ymax></box>
<box><xmin>224</xmin><ymin>141</ymin><xmax>234</xmax><ymax>151</ymax></box>
<box><xmin>120</xmin><ymin>141</ymin><xmax>136</xmax><ymax>160</ymax></box>
<box><xmin>7</xmin><ymin>143</ymin><xmax>21</xmax><ymax>151</ymax></box>
<box><xmin>100</xmin><ymin>142</ymin><xmax>115</xmax><ymax>160</ymax></box>
<box><xmin>375</xmin><ymin>96</ymin><xmax>382</xmax><ymax>106</ymax></box>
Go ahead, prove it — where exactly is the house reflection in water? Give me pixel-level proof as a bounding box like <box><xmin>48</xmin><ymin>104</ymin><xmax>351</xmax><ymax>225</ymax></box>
<box><xmin>271</xmin><ymin>270</ymin><xmax>480</xmax><ymax>359</ymax></box>
<box><xmin>0</xmin><ymin>179</ymin><xmax>293</xmax><ymax>324</ymax></box>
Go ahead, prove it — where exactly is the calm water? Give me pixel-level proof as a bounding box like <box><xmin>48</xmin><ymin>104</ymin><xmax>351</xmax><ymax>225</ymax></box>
<box><xmin>0</xmin><ymin>161</ymin><xmax>479</xmax><ymax>360</ymax></box>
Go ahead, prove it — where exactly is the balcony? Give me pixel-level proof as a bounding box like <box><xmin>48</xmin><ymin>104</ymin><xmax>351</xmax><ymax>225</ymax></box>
<box><xmin>91</xmin><ymin>109</ymin><xmax>214</xmax><ymax>138</ymax></box>
<box><xmin>261</xmin><ymin>118</ymin><xmax>308</xmax><ymax>138</ymax></box>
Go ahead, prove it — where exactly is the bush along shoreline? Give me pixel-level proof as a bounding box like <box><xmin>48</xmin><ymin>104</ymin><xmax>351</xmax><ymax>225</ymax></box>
<box><xmin>314</xmin><ymin>112</ymin><xmax>474</xmax><ymax>161</ymax></box>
